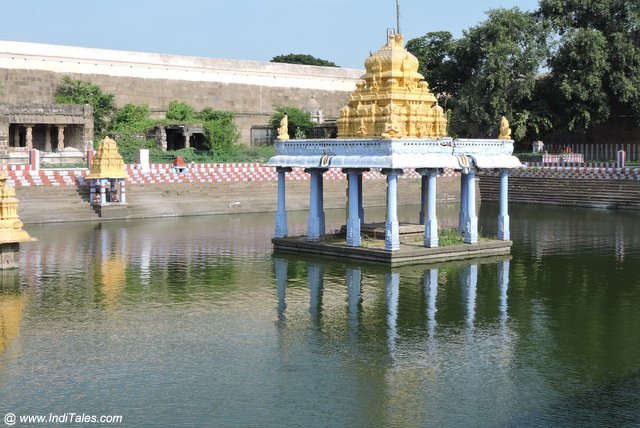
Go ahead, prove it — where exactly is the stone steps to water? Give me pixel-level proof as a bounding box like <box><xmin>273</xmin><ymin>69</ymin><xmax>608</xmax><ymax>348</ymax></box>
<box><xmin>479</xmin><ymin>175</ymin><xmax>640</xmax><ymax>209</ymax></box>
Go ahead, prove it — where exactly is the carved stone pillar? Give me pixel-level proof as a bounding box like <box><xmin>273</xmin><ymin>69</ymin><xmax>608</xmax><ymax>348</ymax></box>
<box><xmin>13</xmin><ymin>125</ymin><xmax>20</xmax><ymax>148</ymax></box>
<box><xmin>57</xmin><ymin>125</ymin><xmax>66</xmax><ymax>151</ymax></box>
<box><xmin>44</xmin><ymin>125</ymin><xmax>52</xmax><ymax>152</ymax></box>
<box><xmin>25</xmin><ymin>125</ymin><xmax>33</xmax><ymax>150</ymax></box>
<box><xmin>183</xmin><ymin>130</ymin><xmax>190</xmax><ymax>149</ymax></box>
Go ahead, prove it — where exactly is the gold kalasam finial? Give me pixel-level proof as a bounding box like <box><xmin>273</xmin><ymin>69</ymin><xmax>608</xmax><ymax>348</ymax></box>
<box><xmin>86</xmin><ymin>136</ymin><xmax>126</xmax><ymax>179</ymax></box>
<box><xmin>336</xmin><ymin>33</ymin><xmax>447</xmax><ymax>139</ymax></box>
<box><xmin>498</xmin><ymin>116</ymin><xmax>512</xmax><ymax>140</ymax></box>
<box><xmin>277</xmin><ymin>114</ymin><xmax>289</xmax><ymax>140</ymax></box>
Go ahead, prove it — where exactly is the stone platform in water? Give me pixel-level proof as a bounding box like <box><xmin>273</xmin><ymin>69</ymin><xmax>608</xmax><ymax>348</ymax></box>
<box><xmin>273</xmin><ymin>232</ymin><xmax>512</xmax><ymax>267</ymax></box>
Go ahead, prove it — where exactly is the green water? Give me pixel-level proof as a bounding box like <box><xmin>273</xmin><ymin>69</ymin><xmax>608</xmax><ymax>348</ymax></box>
<box><xmin>0</xmin><ymin>203</ymin><xmax>639</xmax><ymax>427</ymax></box>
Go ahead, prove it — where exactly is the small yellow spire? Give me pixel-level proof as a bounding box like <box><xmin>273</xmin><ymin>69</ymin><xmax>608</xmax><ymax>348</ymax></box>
<box><xmin>498</xmin><ymin>116</ymin><xmax>512</xmax><ymax>140</ymax></box>
<box><xmin>0</xmin><ymin>171</ymin><xmax>33</xmax><ymax>244</ymax></box>
<box><xmin>86</xmin><ymin>136</ymin><xmax>126</xmax><ymax>179</ymax></box>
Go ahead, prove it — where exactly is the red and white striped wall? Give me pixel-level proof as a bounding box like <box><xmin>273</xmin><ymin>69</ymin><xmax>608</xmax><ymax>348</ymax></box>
<box><xmin>6</xmin><ymin>161</ymin><xmax>637</xmax><ymax>188</ymax></box>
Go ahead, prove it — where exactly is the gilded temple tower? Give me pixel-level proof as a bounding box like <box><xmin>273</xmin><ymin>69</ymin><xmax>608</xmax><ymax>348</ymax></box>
<box><xmin>0</xmin><ymin>171</ymin><xmax>34</xmax><ymax>269</ymax></box>
<box><xmin>337</xmin><ymin>30</ymin><xmax>447</xmax><ymax>139</ymax></box>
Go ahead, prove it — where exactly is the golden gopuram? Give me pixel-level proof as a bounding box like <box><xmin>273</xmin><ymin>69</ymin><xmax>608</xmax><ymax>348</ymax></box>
<box><xmin>337</xmin><ymin>30</ymin><xmax>447</xmax><ymax>139</ymax></box>
<box><xmin>0</xmin><ymin>171</ymin><xmax>34</xmax><ymax>269</ymax></box>
<box><xmin>86</xmin><ymin>136</ymin><xmax>127</xmax><ymax>210</ymax></box>
<box><xmin>86</xmin><ymin>136</ymin><xmax>126</xmax><ymax>180</ymax></box>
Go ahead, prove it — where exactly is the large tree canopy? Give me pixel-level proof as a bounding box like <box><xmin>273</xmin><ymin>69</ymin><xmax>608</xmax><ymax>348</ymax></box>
<box><xmin>54</xmin><ymin>76</ymin><xmax>117</xmax><ymax>137</ymax></box>
<box><xmin>405</xmin><ymin>31</ymin><xmax>458</xmax><ymax>106</ymax></box>
<box><xmin>405</xmin><ymin>1</ymin><xmax>640</xmax><ymax>143</ymax></box>
<box><xmin>452</xmin><ymin>8</ymin><xmax>550</xmax><ymax>140</ymax></box>
<box><xmin>271</xmin><ymin>54</ymin><xmax>337</xmax><ymax>67</ymax></box>
<box><xmin>540</xmin><ymin>0</ymin><xmax>640</xmax><ymax>129</ymax></box>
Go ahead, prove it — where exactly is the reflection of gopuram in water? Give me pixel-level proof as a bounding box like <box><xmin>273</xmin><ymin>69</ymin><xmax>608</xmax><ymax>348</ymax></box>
<box><xmin>0</xmin><ymin>278</ymin><xmax>26</xmax><ymax>355</ymax></box>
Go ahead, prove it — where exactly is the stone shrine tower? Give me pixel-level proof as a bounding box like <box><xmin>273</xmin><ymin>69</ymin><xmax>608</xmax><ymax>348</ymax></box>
<box><xmin>337</xmin><ymin>30</ymin><xmax>447</xmax><ymax>139</ymax></box>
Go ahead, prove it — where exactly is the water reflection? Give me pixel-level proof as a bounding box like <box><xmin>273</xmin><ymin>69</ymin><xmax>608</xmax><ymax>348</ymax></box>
<box><xmin>273</xmin><ymin>254</ymin><xmax>513</xmax><ymax>363</ymax></box>
<box><xmin>0</xmin><ymin>273</ymin><xmax>25</xmax><ymax>356</ymax></box>
<box><xmin>0</xmin><ymin>207</ymin><xmax>637</xmax><ymax>426</ymax></box>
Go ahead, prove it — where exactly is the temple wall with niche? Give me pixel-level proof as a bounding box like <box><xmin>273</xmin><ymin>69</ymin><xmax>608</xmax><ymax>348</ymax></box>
<box><xmin>0</xmin><ymin>103</ymin><xmax>93</xmax><ymax>164</ymax></box>
<box><xmin>0</xmin><ymin>41</ymin><xmax>362</xmax><ymax>145</ymax></box>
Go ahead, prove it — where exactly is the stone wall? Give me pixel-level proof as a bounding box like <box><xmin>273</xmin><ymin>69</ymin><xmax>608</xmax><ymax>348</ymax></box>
<box><xmin>0</xmin><ymin>41</ymin><xmax>362</xmax><ymax>144</ymax></box>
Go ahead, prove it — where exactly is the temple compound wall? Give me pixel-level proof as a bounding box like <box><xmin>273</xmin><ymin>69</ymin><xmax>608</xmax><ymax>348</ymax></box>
<box><xmin>0</xmin><ymin>41</ymin><xmax>363</xmax><ymax>145</ymax></box>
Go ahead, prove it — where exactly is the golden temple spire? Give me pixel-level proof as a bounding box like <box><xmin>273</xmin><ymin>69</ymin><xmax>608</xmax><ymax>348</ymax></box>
<box><xmin>0</xmin><ymin>171</ymin><xmax>33</xmax><ymax>245</ymax></box>
<box><xmin>86</xmin><ymin>136</ymin><xmax>126</xmax><ymax>179</ymax></box>
<box><xmin>337</xmin><ymin>32</ymin><xmax>447</xmax><ymax>139</ymax></box>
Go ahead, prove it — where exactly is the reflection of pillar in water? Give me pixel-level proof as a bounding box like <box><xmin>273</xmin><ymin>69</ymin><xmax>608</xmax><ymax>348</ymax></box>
<box><xmin>118</xmin><ymin>227</ymin><xmax>128</xmax><ymax>259</ymax></box>
<box><xmin>423</xmin><ymin>268</ymin><xmax>438</xmax><ymax>337</ymax></box>
<box><xmin>274</xmin><ymin>258</ymin><xmax>288</xmax><ymax>320</ymax></box>
<box><xmin>462</xmin><ymin>264</ymin><xmax>478</xmax><ymax>326</ymax></box>
<box><xmin>498</xmin><ymin>260</ymin><xmax>510</xmax><ymax>328</ymax></box>
<box><xmin>307</xmin><ymin>263</ymin><xmax>324</xmax><ymax>323</ymax></box>
<box><xmin>385</xmin><ymin>272</ymin><xmax>400</xmax><ymax>361</ymax></box>
<box><xmin>615</xmin><ymin>225</ymin><xmax>625</xmax><ymax>263</ymax></box>
<box><xmin>100</xmin><ymin>228</ymin><xmax>109</xmax><ymax>258</ymax></box>
<box><xmin>140</xmin><ymin>238</ymin><xmax>152</xmax><ymax>287</ymax></box>
<box><xmin>346</xmin><ymin>268</ymin><xmax>362</xmax><ymax>336</ymax></box>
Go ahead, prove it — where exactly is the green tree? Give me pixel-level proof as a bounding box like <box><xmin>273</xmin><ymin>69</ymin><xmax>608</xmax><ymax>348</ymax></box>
<box><xmin>166</xmin><ymin>101</ymin><xmax>195</xmax><ymax>122</ymax></box>
<box><xmin>451</xmin><ymin>8</ymin><xmax>551</xmax><ymax>141</ymax></box>
<box><xmin>196</xmin><ymin>108</ymin><xmax>240</xmax><ymax>152</ymax></box>
<box><xmin>405</xmin><ymin>31</ymin><xmax>459</xmax><ymax>106</ymax></box>
<box><xmin>109</xmin><ymin>103</ymin><xmax>151</xmax><ymax>132</ymax></box>
<box><xmin>269</xmin><ymin>106</ymin><xmax>313</xmax><ymax>139</ymax></box>
<box><xmin>271</xmin><ymin>54</ymin><xmax>337</xmax><ymax>67</ymax></box>
<box><xmin>54</xmin><ymin>76</ymin><xmax>117</xmax><ymax>137</ymax></box>
<box><xmin>540</xmin><ymin>0</ymin><xmax>640</xmax><ymax>130</ymax></box>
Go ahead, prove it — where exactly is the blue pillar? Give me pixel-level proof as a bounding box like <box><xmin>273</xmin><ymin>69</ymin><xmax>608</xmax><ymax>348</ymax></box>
<box><xmin>275</xmin><ymin>167</ymin><xmax>291</xmax><ymax>238</ymax></box>
<box><xmin>424</xmin><ymin>169</ymin><xmax>439</xmax><ymax>248</ymax></box>
<box><xmin>306</xmin><ymin>169</ymin><xmax>321</xmax><ymax>242</ymax></box>
<box><xmin>458</xmin><ymin>173</ymin><xmax>468</xmax><ymax>233</ymax></box>
<box><xmin>464</xmin><ymin>171</ymin><xmax>478</xmax><ymax>244</ymax></box>
<box><xmin>99</xmin><ymin>178</ymin><xmax>108</xmax><ymax>205</ymax></box>
<box><xmin>498</xmin><ymin>169</ymin><xmax>510</xmax><ymax>240</ymax></box>
<box><xmin>119</xmin><ymin>179</ymin><xmax>126</xmax><ymax>204</ymax></box>
<box><xmin>90</xmin><ymin>180</ymin><xmax>97</xmax><ymax>206</ymax></box>
<box><xmin>345</xmin><ymin>169</ymin><xmax>361</xmax><ymax>247</ymax></box>
<box><xmin>419</xmin><ymin>175</ymin><xmax>427</xmax><ymax>225</ymax></box>
<box><xmin>357</xmin><ymin>173</ymin><xmax>364</xmax><ymax>225</ymax></box>
<box><xmin>383</xmin><ymin>169</ymin><xmax>403</xmax><ymax>251</ymax></box>
<box><xmin>318</xmin><ymin>170</ymin><xmax>326</xmax><ymax>235</ymax></box>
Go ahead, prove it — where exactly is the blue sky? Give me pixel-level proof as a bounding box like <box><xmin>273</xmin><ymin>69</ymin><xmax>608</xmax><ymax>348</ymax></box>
<box><xmin>1</xmin><ymin>0</ymin><xmax>540</xmax><ymax>69</ymax></box>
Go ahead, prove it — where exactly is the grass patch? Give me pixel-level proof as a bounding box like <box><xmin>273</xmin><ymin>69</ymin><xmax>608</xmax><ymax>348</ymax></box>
<box><xmin>319</xmin><ymin>227</ymin><xmax>471</xmax><ymax>248</ymax></box>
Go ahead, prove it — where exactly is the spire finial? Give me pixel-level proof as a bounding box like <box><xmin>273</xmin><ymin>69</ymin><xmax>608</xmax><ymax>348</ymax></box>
<box><xmin>396</xmin><ymin>0</ymin><xmax>401</xmax><ymax>34</ymax></box>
